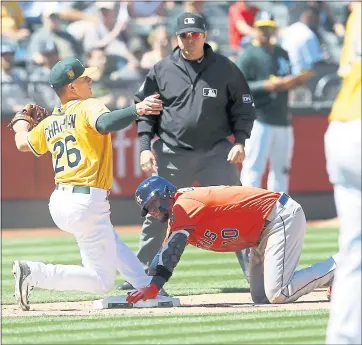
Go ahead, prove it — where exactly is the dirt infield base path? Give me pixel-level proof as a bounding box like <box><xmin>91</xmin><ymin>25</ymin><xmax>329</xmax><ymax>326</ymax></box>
<box><xmin>3</xmin><ymin>290</ymin><xmax>329</xmax><ymax>317</ymax></box>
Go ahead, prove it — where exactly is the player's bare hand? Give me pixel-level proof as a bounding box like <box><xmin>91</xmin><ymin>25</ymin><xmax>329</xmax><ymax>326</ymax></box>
<box><xmin>136</xmin><ymin>94</ymin><xmax>163</xmax><ymax>116</ymax></box>
<box><xmin>263</xmin><ymin>79</ymin><xmax>284</xmax><ymax>91</ymax></box>
<box><xmin>140</xmin><ymin>150</ymin><xmax>158</xmax><ymax>176</ymax></box>
<box><xmin>227</xmin><ymin>144</ymin><xmax>245</xmax><ymax>164</ymax></box>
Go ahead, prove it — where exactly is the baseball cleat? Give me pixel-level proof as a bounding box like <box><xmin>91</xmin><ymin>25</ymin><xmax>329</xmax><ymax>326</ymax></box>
<box><xmin>12</xmin><ymin>260</ymin><xmax>33</xmax><ymax>311</ymax></box>
<box><xmin>327</xmin><ymin>286</ymin><xmax>332</xmax><ymax>301</ymax></box>
<box><xmin>118</xmin><ymin>281</ymin><xmax>134</xmax><ymax>290</ymax></box>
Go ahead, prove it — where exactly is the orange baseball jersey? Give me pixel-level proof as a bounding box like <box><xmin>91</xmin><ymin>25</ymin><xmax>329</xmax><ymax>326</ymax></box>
<box><xmin>27</xmin><ymin>98</ymin><xmax>112</xmax><ymax>189</ymax></box>
<box><xmin>168</xmin><ymin>186</ymin><xmax>280</xmax><ymax>251</ymax></box>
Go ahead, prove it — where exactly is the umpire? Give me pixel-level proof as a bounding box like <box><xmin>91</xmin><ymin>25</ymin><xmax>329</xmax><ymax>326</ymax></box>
<box><xmin>119</xmin><ymin>12</ymin><xmax>256</xmax><ymax>290</ymax></box>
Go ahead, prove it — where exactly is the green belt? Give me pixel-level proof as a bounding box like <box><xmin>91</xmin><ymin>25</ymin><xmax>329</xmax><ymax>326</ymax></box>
<box><xmin>55</xmin><ymin>184</ymin><xmax>91</xmax><ymax>194</ymax></box>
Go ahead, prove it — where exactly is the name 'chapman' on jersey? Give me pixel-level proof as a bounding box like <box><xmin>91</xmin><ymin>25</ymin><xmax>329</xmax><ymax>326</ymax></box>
<box><xmin>45</xmin><ymin>113</ymin><xmax>77</xmax><ymax>142</ymax></box>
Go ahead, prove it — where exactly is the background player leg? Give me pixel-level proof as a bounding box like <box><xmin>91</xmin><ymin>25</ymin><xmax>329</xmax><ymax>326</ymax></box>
<box><xmin>198</xmin><ymin>139</ymin><xmax>251</xmax><ymax>283</ymax></box>
<box><xmin>249</xmin><ymin>247</ymin><xmax>269</xmax><ymax>303</ymax></box>
<box><xmin>119</xmin><ymin>141</ymin><xmax>195</xmax><ymax>290</ymax></box>
<box><xmin>267</xmin><ymin>125</ymin><xmax>294</xmax><ymax>193</ymax></box>
<box><xmin>262</xmin><ymin>201</ymin><xmax>337</xmax><ymax>303</ymax></box>
<box><xmin>240</xmin><ymin>120</ymin><xmax>273</xmax><ymax>188</ymax></box>
<box><xmin>325</xmin><ymin>120</ymin><xmax>361</xmax><ymax>344</ymax></box>
<box><xmin>138</xmin><ymin>141</ymin><xmax>194</xmax><ymax>271</ymax></box>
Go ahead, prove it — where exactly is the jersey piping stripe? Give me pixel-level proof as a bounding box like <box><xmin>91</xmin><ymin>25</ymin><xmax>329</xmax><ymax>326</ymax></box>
<box><xmin>286</xmin><ymin>267</ymin><xmax>336</xmax><ymax>301</ymax></box>
<box><xmin>26</xmin><ymin>134</ymin><xmax>41</xmax><ymax>157</ymax></box>
<box><xmin>279</xmin><ymin>215</ymin><xmax>288</xmax><ymax>299</ymax></box>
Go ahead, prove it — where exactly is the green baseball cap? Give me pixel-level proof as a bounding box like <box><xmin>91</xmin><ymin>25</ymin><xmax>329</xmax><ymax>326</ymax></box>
<box><xmin>49</xmin><ymin>57</ymin><xmax>97</xmax><ymax>90</ymax></box>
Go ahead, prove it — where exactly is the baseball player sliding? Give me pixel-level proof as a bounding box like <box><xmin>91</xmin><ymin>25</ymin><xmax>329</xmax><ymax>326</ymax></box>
<box><xmin>127</xmin><ymin>176</ymin><xmax>338</xmax><ymax>304</ymax></box>
<box><xmin>9</xmin><ymin>57</ymin><xmax>163</xmax><ymax>311</ymax></box>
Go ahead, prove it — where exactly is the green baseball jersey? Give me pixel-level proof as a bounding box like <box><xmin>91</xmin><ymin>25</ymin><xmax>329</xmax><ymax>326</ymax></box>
<box><xmin>235</xmin><ymin>42</ymin><xmax>292</xmax><ymax>126</ymax></box>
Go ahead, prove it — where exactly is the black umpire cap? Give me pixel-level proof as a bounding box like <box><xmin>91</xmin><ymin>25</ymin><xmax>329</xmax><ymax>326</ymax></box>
<box><xmin>176</xmin><ymin>12</ymin><xmax>207</xmax><ymax>35</ymax></box>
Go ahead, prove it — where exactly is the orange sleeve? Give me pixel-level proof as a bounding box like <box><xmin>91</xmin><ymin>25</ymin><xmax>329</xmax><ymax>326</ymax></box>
<box><xmin>169</xmin><ymin>197</ymin><xmax>205</xmax><ymax>232</ymax></box>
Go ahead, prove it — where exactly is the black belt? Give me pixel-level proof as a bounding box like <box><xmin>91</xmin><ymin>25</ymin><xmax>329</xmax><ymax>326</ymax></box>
<box><xmin>55</xmin><ymin>184</ymin><xmax>91</xmax><ymax>194</ymax></box>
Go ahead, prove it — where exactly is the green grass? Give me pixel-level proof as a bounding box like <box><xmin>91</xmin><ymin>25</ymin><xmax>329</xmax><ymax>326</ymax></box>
<box><xmin>1</xmin><ymin>227</ymin><xmax>338</xmax><ymax>344</ymax></box>
<box><xmin>2</xmin><ymin>310</ymin><xmax>330</xmax><ymax>344</ymax></box>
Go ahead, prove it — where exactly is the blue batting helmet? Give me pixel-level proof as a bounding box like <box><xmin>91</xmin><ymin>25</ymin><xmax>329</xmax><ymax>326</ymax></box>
<box><xmin>135</xmin><ymin>176</ymin><xmax>177</xmax><ymax>217</ymax></box>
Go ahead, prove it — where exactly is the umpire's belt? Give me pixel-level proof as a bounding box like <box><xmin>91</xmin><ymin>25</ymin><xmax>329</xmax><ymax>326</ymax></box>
<box><xmin>264</xmin><ymin>193</ymin><xmax>290</xmax><ymax>229</ymax></box>
<box><xmin>55</xmin><ymin>184</ymin><xmax>90</xmax><ymax>194</ymax></box>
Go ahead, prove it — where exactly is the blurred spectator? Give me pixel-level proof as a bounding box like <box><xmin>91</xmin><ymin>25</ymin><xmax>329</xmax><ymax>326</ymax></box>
<box><xmin>281</xmin><ymin>6</ymin><xmax>323</xmax><ymax>74</ymax></box>
<box><xmin>20</xmin><ymin>2</ymin><xmax>55</xmax><ymax>31</ymax></box>
<box><xmin>127</xmin><ymin>1</ymin><xmax>167</xmax><ymax>38</ymax></box>
<box><xmin>85</xmin><ymin>47</ymin><xmax>116</xmax><ymax>109</ymax></box>
<box><xmin>82</xmin><ymin>2</ymin><xmax>130</xmax><ymax>59</ymax></box>
<box><xmin>310</xmin><ymin>1</ymin><xmax>340</xmax><ymax>34</ymax></box>
<box><xmin>110</xmin><ymin>37</ymin><xmax>148</xmax><ymax>82</ymax></box>
<box><xmin>228</xmin><ymin>1</ymin><xmax>259</xmax><ymax>50</ymax></box>
<box><xmin>165</xmin><ymin>1</ymin><xmax>178</xmax><ymax>10</ymax></box>
<box><xmin>127</xmin><ymin>1</ymin><xmax>167</xmax><ymax>23</ymax></box>
<box><xmin>56</xmin><ymin>1</ymin><xmax>99</xmax><ymax>24</ymax></box>
<box><xmin>60</xmin><ymin>2</ymin><xmax>100</xmax><ymax>42</ymax></box>
<box><xmin>1</xmin><ymin>42</ymin><xmax>32</xmax><ymax>114</ymax></box>
<box><xmin>27</xmin><ymin>4</ymin><xmax>82</xmax><ymax>65</ymax></box>
<box><xmin>183</xmin><ymin>1</ymin><xmax>209</xmax><ymax>28</ymax></box>
<box><xmin>2</xmin><ymin>2</ymin><xmax>30</xmax><ymax>41</ymax></box>
<box><xmin>288</xmin><ymin>1</ymin><xmax>346</xmax><ymax>38</ymax></box>
<box><xmin>27</xmin><ymin>41</ymin><xmax>61</xmax><ymax>111</ymax></box>
<box><xmin>294</xmin><ymin>1</ymin><xmax>346</xmax><ymax>62</ymax></box>
<box><xmin>22</xmin><ymin>1</ymin><xmax>98</xmax><ymax>28</ymax></box>
<box><xmin>141</xmin><ymin>25</ymin><xmax>171</xmax><ymax>69</ymax></box>
<box><xmin>110</xmin><ymin>37</ymin><xmax>149</xmax><ymax>108</ymax></box>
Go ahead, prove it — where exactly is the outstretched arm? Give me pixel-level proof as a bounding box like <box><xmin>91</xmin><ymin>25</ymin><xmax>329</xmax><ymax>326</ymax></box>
<box><xmin>95</xmin><ymin>94</ymin><xmax>162</xmax><ymax>133</ymax></box>
<box><xmin>13</xmin><ymin>121</ymin><xmax>31</xmax><ymax>152</ymax></box>
<box><xmin>126</xmin><ymin>230</ymin><xmax>190</xmax><ymax>303</ymax></box>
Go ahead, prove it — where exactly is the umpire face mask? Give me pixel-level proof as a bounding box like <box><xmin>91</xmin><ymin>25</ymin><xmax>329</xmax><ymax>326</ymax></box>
<box><xmin>144</xmin><ymin>194</ymin><xmax>171</xmax><ymax>223</ymax></box>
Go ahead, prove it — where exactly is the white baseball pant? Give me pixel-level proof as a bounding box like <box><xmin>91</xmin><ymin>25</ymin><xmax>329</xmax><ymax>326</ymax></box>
<box><xmin>241</xmin><ymin>120</ymin><xmax>294</xmax><ymax>193</ymax></box>
<box><xmin>325</xmin><ymin>119</ymin><xmax>361</xmax><ymax>344</ymax></box>
<box><xmin>25</xmin><ymin>185</ymin><xmax>151</xmax><ymax>293</ymax></box>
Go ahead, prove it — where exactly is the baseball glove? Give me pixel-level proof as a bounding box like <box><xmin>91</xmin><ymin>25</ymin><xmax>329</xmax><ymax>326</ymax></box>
<box><xmin>8</xmin><ymin>104</ymin><xmax>49</xmax><ymax>131</ymax></box>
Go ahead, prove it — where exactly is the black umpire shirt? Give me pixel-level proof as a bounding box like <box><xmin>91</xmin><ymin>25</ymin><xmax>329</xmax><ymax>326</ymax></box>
<box><xmin>135</xmin><ymin>44</ymin><xmax>256</xmax><ymax>151</ymax></box>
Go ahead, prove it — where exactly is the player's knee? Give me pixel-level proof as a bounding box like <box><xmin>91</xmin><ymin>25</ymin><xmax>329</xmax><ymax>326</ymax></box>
<box><xmin>268</xmin><ymin>294</ymin><xmax>287</xmax><ymax>304</ymax></box>
<box><xmin>266</xmin><ymin>288</ymin><xmax>288</xmax><ymax>304</ymax></box>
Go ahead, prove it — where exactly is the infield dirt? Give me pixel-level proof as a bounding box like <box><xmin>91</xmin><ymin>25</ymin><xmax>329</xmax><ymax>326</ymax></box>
<box><xmin>3</xmin><ymin>290</ymin><xmax>329</xmax><ymax>317</ymax></box>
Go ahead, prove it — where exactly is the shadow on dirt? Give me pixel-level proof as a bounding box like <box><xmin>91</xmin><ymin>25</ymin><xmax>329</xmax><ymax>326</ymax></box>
<box><xmin>221</xmin><ymin>287</ymin><xmax>250</xmax><ymax>293</ymax></box>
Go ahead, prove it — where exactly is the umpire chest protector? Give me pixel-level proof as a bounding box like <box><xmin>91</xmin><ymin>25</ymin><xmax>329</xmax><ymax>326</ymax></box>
<box><xmin>136</xmin><ymin>44</ymin><xmax>255</xmax><ymax>150</ymax></box>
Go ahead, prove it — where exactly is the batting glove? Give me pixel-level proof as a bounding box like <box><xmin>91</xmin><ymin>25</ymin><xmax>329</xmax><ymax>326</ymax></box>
<box><xmin>126</xmin><ymin>283</ymin><xmax>159</xmax><ymax>304</ymax></box>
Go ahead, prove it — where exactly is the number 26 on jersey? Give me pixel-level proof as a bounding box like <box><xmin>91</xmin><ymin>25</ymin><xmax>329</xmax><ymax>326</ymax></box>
<box><xmin>53</xmin><ymin>135</ymin><xmax>82</xmax><ymax>174</ymax></box>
